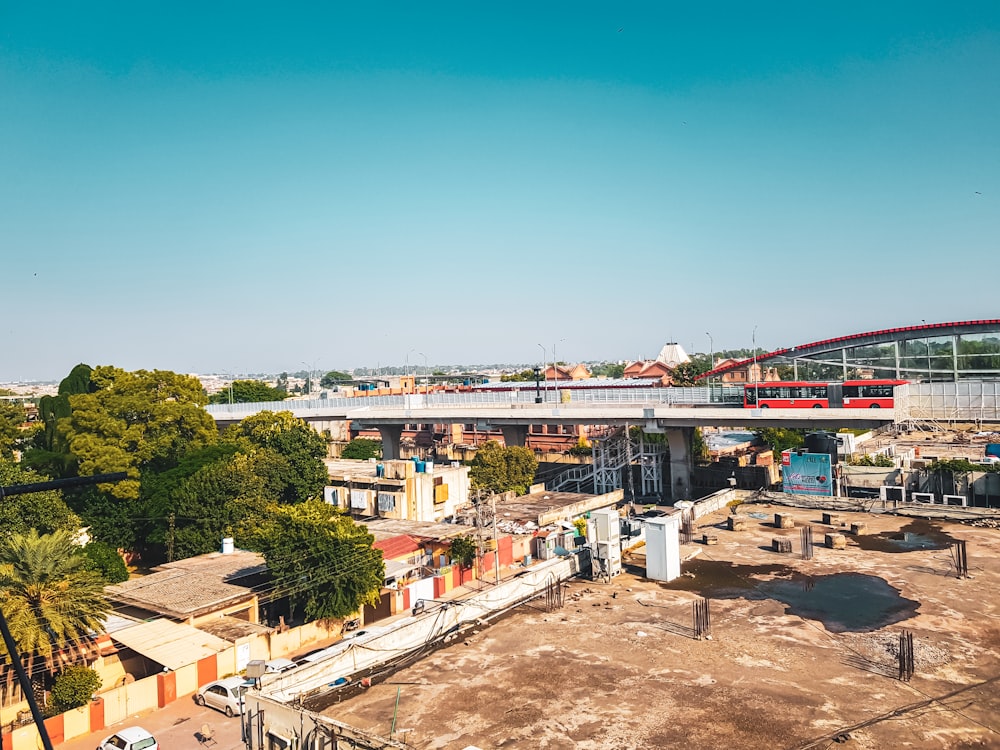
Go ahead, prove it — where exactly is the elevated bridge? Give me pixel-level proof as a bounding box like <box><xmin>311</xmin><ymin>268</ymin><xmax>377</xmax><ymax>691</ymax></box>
<box><xmin>205</xmin><ymin>382</ymin><xmax>999</xmax><ymax>500</ymax></box>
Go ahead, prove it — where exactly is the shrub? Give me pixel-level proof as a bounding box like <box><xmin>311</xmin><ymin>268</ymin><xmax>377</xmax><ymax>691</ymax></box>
<box><xmin>50</xmin><ymin>666</ymin><xmax>102</xmax><ymax>712</ymax></box>
<box><xmin>81</xmin><ymin>541</ymin><xmax>130</xmax><ymax>583</ymax></box>
<box><xmin>341</xmin><ymin>438</ymin><xmax>382</xmax><ymax>460</ymax></box>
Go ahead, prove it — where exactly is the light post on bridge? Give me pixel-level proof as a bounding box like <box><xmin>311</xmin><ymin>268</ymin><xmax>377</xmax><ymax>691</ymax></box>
<box><xmin>537</xmin><ymin>344</ymin><xmax>548</xmax><ymax>402</ymax></box>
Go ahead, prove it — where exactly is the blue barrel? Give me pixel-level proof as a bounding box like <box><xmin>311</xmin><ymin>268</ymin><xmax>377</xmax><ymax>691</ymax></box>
<box><xmin>376</xmin><ymin>463</ymin><xmax>385</xmax><ymax>478</ymax></box>
<box><xmin>414</xmin><ymin>460</ymin><xmax>426</xmax><ymax>473</ymax></box>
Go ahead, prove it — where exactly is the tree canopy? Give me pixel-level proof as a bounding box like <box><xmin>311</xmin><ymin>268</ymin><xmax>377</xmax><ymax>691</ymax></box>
<box><xmin>320</xmin><ymin>371</ymin><xmax>352</xmax><ymax>388</ymax></box>
<box><xmin>241</xmin><ymin>499</ymin><xmax>384</xmax><ymax>623</ymax></box>
<box><xmin>469</xmin><ymin>441</ymin><xmax>538</xmax><ymax>495</ymax></box>
<box><xmin>0</xmin><ymin>400</ymin><xmax>27</xmax><ymax>459</ymax></box>
<box><xmin>51</xmin><ymin>367</ymin><xmax>218</xmax><ymax>499</ymax></box>
<box><xmin>753</xmin><ymin>427</ymin><xmax>806</xmax><ymax>458</ymax></box>
<box><xmin>341</xmin><ymin>438</ymin><xmax>382</xmax><ymax>461</ymax></box>
<box><xmin>671</xmin><ymin>356</ymin><xmax>712</xmax><ymax>386</ymax></box>
<box><xmin>0</xmin><ymin>530</ymin><xmax>110</xmax><ymax>670</ymax></box>
<box><xmin>223</xmin><ymin>411</ymin><xmax>328</xmax><ymax>503</ymax></box>
<box><xmin>0</xmin><ymin>461</ymin><xmax>81</xmax><ymax>536</ymax></box>
<box><xmin>589</xmin><ymin>362</ymin><xmax>625</xmax><ymax>379</ymax></box>
<box><xmin>209</xmin><ymin>380</ymin><xmax>288</xmax><ymax>404</ymax></box>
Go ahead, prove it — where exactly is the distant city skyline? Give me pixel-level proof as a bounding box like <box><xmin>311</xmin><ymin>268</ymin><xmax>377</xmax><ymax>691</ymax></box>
<box><xmin>2</xmin><ymin>3</ymin><xmax>997</xmax><ymax>381</ymax></box>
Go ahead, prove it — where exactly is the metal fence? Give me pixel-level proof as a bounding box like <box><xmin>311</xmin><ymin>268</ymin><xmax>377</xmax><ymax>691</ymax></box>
<box><xmin>205</xmin><ymin>385</ymin><xmax>746</xmax><ymax>418</ymax></box>
<box><xmin>898</xmin><ymin>381</ymin><xmax>1000</xmax><ymax>422</ymax></box>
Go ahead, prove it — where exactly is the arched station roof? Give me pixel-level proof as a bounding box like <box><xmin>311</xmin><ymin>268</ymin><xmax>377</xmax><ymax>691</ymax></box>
<box><xmin>698</xmin><ymin>319</ymin><xmax>1000</xmax><ymax>382</ymax></box>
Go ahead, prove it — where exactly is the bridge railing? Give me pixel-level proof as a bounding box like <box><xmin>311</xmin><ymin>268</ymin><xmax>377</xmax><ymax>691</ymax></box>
<box><xmin>204</xmin><ymin>386</ymin><xmax>746</xmax><ymax>418</ymax></box>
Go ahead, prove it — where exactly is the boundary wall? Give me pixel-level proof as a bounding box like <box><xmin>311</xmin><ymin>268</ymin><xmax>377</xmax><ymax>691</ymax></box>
<box><xmin>1</xmin><ymin>619</ymin><xmax>343</xmax><ymax>750</ymax></box>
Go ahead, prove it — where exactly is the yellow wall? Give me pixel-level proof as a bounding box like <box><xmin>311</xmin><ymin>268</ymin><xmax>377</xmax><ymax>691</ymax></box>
<box><xmin>100</xmin><ymin>675</ymin><xmax>158</xmax><ymax>726</ymax></box>
<box><xmin>175</xmin><ymin>662</ymin><xmax>199</xmax><ymax>697</ymax></box>
<box><xmin>63</xmin><ymin>704</ymin><xmax>90</xmax><ymax>739</ymax></box>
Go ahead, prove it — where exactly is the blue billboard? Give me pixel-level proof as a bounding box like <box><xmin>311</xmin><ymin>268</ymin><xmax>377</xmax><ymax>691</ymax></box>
<box><xmin>782</xmin><ymin>451</ymin><xmax>833</xmax><ymax>497</ymax></box>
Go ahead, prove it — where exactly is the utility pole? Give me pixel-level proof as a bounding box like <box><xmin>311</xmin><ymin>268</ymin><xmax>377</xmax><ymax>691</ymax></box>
<box><xmin>0</xmin><ymin>472</ymin><xmax>127</xmax><ymax>750</ymax></box>
<box><xmin>167</xmin><ymin>513</ymin><xmax>176</xmax><ymax>562</ymax></box>
<box><xmin>491</xmin><ymin>495</ymin><xmax>500</xmax><ymax>585</ymax></box>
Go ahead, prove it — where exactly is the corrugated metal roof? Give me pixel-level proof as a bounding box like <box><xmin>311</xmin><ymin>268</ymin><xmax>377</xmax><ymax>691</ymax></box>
<box><xmin>106</xmin><ymin>569</ymin><xmax>254</xmax><ymax>619</ymax></box>
<box><xmin>108</xmin><ymin>619</ymin><xmax>231</xmax><ymax>670</ymax></box>
<box><xmin>374</xmin><ymin>535</ymin><xmax>422</xmax><ymax>560</ymax></box>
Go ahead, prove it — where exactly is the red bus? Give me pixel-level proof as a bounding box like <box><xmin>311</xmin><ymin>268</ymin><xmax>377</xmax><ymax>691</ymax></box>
<box><xmin>744</xmin><ymin>379</ymin><xmax>906</xmax><ymax>409</ymax></box>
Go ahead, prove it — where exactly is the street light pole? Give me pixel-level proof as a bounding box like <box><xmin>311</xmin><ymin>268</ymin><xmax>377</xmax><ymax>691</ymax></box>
<box><xmin>552</xmin><ymin>338</ymin><xmax>566</xmax><ymax>401</ymax></box>
<box><xmin>752</xmin><ymin>326</ymin><xmax>759</xmax><ymax>407</ymax></box>
<box><xmin>301</xmin><ymin>360</ymin><xmax>318</xmax><ymax>397</ymax></box>
<box><xmin>419</xmin><ymin>352</ymin><xmax>428</xmax><ymax>393</ymax></box>
<box><xmin>537</xmin><ymin>344</ymin><xmax>547</xmax><ymax>402</ymax></box>
<box><xmin>705</xmin><ymin>332</ymin><xmax>713</xmax><ymax>370</ymax></box>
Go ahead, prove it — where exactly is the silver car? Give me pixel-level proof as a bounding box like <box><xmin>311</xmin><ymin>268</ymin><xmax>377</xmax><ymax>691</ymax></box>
<box><xmin>194</xmin><ymin>676</ymin><xmax>250</xmax><ymax>716</ymax></box>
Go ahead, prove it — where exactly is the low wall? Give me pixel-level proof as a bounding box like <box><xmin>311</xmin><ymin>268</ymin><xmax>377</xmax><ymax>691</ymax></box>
<box><xmin>691</xmin><ymin>488</ymin><xmax>738</xmax><ymax>520</ymax></box>
<box><xmin>258</xmin><ymin>555</ymin><xmax>582</xmax><ymax>706</ymax></box>
<box><xmin>2</xmin><ymin>617</ymin><xmax>346</xmax><ymax>750</ymax></box>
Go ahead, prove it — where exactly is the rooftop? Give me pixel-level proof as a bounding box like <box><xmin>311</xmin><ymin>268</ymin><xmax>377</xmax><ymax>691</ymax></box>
<box><xmin>320</xmin><ymin>506</ymin><xmax>1000</xmax><ymax>749</ymax></box>
<box><xmin>495</xmin><ymin>487</ymin><xmax>623</xmax><ymax>526</ymax></box>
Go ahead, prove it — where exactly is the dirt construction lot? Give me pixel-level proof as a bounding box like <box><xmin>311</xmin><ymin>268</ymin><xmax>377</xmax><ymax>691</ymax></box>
<box><xmin>321</xmin><ymin>505</ymin><xmax>1000</xmax><ymax>750</ymax></box>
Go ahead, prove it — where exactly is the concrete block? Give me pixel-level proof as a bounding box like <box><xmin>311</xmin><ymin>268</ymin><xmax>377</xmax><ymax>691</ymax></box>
<box><xmin>774</xmin><ymin>513</ymin><xmax>794</xmax><ymax>529</ymax></box>
<box><xmin>850</xmin><ymin>522</ymin><xmax>868</xmax><ymax>535</ymax></box>
<box><xmin>702</xmin><ymin>534</ymin><xmax>718</xmax><ymax>546</ymax></box>
<box><xmin>822</xmin><ymin>512</ymin><xmax>841</xmax><ymax>526</ymax></box>
<box><xmin>772</xmin><ymin>537</ymin><xmax>793</xmax><ymax>553</ymax></box>
<box><xmin>727</xmin><ymin>516</ymin><xmax>747</xmax><ymax>531</ymax></box>
<box><xmin>825</xmin><ymin>533</ymin><xmax>847</xmax><ymax>550</ymax></box>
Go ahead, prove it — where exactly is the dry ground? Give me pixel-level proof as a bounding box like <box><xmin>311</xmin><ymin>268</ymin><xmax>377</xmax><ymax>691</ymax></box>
<box><xmin>321</xmin><ymin>505</ymin><xmax>1000</xmax><ymax>750</ymax></box>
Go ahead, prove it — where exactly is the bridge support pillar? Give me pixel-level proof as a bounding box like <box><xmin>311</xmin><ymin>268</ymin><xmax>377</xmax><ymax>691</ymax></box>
<box><xmin>666</xmin><ymin>427</ymin><xmax>694</xmax><ymax>501</ymax></box>
<box><xmin>501</xmin><ymin>425</ymin><xmax>529</xmax><ymax>448</ymax></box>
<box><xmin>378</xmin><ymin>425</ymin><xmax>404</xmax><ymax>460</ymax></box>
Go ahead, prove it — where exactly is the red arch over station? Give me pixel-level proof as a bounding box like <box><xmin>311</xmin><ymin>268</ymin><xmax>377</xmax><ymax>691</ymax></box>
<box><xmin>696</xmin><ymin>319</ymin><xmax>1000</xmax><ymax>380</ymax></box>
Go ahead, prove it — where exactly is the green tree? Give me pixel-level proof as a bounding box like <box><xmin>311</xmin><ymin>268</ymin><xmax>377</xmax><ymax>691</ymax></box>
<box><xmin>0</xmin><ymin>461</ymin><xmax>82</xmax><ymax>536</ymax></box>
<box><xmin>754</xmin><ymin>427</ymin><xmax>806</xmax><ymax>458</ymax></box>
<box><xmin>449</xmin><ymin>536</ymin><xmax>477</xmax><ymax>568</ymax></box>
<box><xmin>0</xmin><ymin>400</ymin><xmax>27</xmax><ymax>458</ymax></box>
<box><xmin>671</xmin><ymin>357</ymin><xmax>712</xmax><ymax>386</ymax></box>
<box><xmin>849</xmin><ymin>454</ymin><xmax>895</xmax><ymax>467</ymax></box>
<box><xmin>469</xmin><ymin>441</ymin><xmax>538</xmax><ymax>495</ymax></box>
<box><xmin>320</xmin><ymin>371</ymin><xmax>352</xmax><ymax>388</ymax></box>
<box><xmin>692</xmin><ymin>427</ymin><xmax>710</xmax><ymax>462</ymax></box>
<box><xmin>209</xmin><ymin>380</ymin><xmax>288</xmax><ymax>404</ymax></box>
<box><xmin>74</xmin><ymin>488</ymin><xmax>140</xmax><ymax>553</ymax></box>
<box><xmin>500</xmin><ymin>370</ymin><xmax>537</xmax><ymax>382</ymax></box>
<box><xmin>224</xmin><ymin>411</ymin><xmax>328</xmax><ymax>503</ymax></box>
<box><xmin>80</xmin><ymin>541</ymin><xmax>130</xmax><ymax>584</ymax></box>
<box><xmin>589</xmin><ymin>363</ymin><xmax>624</xmax><ymax>379</ymax></box>
<box><xmin>0</xmin><ymin>530</ymin><xmax>110</xmax><ymax>672</ymax></box>
<box><xmin>155</xmin><ymin>456</ymin><xmax>271</xmax><ymax>561</ymax></box>
<box><xmin>341</xmin><ymin>438</ymin><xmax>382</xmax><ymax>460</ymax></box>
<box><xmin>56</xmin><ymin>367</ymin><xmax>218</xmax><ymax>499</ymax></box>
<box><xmin>24</xmin><ymin>364</ymin><xmax>96</xmax><ymax>478</ymax></box>
<box><xmin>242</xmin><ymin>499</ymin><xmax>384</xmax><ymax>623</ymax></box>
<box><xmin>49</xmin><ymin>665</ymin><xmax>102</xmax><ymax>712</ymax></box>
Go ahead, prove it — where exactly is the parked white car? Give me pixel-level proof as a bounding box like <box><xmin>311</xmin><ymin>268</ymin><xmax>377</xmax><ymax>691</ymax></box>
<box><xmin>97</xmin><ymin>727</ymin><xmax>158</xmax><ymax>750</ymax></box>
<box><xmin>195</xmin><ymin>676</ymin><xmax>250</xmax><ymax>716</ymax></box>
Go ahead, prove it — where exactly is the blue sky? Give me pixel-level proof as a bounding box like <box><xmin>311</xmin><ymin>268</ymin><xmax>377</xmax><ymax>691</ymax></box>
<box><xmin>2</xmin><ymin>3</ymin><xmax>998</xmax><ymax>381</ymax></box>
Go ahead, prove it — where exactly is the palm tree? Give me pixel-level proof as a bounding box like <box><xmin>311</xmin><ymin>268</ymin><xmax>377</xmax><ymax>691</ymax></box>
<box><xmin>0</xmin><ymin>529</ymin><xmax>110</xmax><ymax>680</ymax></box>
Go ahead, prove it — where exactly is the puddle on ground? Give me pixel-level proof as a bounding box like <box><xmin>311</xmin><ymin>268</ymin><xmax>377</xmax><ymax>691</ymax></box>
<box><xmin>659</xmin><ymin>560</ymin><xmax>919</xmax><ymax>632</ymax></box>
<box><xmin>851</xmin><ymin>518</ymin><xmax>957</xmax><ymax>554</ymax></box>
<box><xmin>657</xmin><ymin>559</ymin><xmax>790</xmax><ymax>592</ymax></box>
<box><xmin>758</xmin><ymin>573</ymin><xmax>919</xmax><ymax>632</ymax></box>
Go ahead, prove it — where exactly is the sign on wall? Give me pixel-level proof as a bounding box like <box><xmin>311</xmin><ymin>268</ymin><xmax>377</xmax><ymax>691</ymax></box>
<box><xmin>782</xmin><ymin>451</ymin><xmax>833</xmax><ymax>496</ymax></box>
